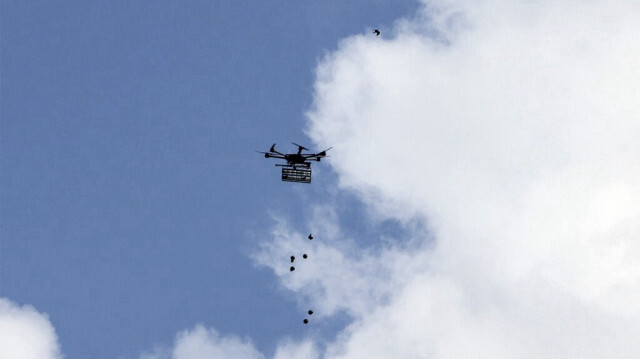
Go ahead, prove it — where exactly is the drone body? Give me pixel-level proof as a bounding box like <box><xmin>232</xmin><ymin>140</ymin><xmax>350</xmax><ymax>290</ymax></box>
<box><xmin>259</xmin><ymin>143</ymin><xmax>331</xmax><ymax>168</ymax></box>
<box><xmin>257</xmin><ymin>143</ymin><xmax>331</xmax><ymax>183</ymax></box>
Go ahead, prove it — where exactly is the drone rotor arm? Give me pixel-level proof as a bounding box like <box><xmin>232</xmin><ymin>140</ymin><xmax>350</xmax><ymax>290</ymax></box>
<box><xmin>257</xmin><ymin>151</ymin><xmax>286</xmax><ymax>159</ymax></box>
<box><xmin>266</xmin><ymin>144</ymin><xmax>286</xmax><ymax>156</ymax></box>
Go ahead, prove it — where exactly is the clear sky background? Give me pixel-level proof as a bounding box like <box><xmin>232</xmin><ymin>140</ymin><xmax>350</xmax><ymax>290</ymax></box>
<box><xmin>1</xmin><ymin>1</ymin><xmax>416</xmax><ymax>358</ymax></box>
<box><xmin>3</xmin><ymin>1</ymin><xmax>640</xmax><ymax>359</ymax></box>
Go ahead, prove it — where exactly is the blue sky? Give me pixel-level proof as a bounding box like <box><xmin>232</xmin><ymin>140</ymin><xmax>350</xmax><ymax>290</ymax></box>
<box><xmin>4</xmin><ymin>1</ymin><xmax>640</xmax><ymax>358</ymax></box>
<box><xmin>1</xmin><ymin>1</ymin><xmax>416</xmax><ymax>358</ymax></box>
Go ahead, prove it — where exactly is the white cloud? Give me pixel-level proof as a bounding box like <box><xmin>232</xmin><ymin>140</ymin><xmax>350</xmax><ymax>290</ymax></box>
<box><xmin>273</xmin><ymin>339</ymin><xmax>318</xmax><ymax>359</ymax></box>
<box><xmin>300</xmin><ymin>0</ymin><xmax>640</xmax><ymax>357</ymax></box>
<box><xmin>140</xmin><ymin>325</ymin><xmax>264</xmax><ymax>359</ymax></box>
<box><xmin>150</xmin><ymin>0</ymin><xmax>640</xmax><ymax>357</ymax></box>
<box><xmin>253</xmin><ymin>215</ymin><xmax>431</xmax><ymax>318</ymax></box>
<box><xmin>0</xmin><ymin>298</ymin><xmax>63</xmax><ymax>359</ymax></box>
<box><xmin>140</xmin><ymin>324</ymin><xmax>321</xmax><ymax>359</ymax></box>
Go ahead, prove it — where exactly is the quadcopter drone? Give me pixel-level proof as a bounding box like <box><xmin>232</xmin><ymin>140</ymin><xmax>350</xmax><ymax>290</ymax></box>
<box><xmin>257</xmin><ymin>143</ymin><xmax>331</xmax><ymax>169</ymax></box>
<box><xmin>257</xmin><ymin>143</ymin><xmax>331</xmax><ymax>183</ymax></box>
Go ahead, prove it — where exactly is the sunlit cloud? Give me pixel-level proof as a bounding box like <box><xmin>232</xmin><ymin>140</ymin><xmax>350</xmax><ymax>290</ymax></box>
<box><xmin>140</xmin><ymin>325</ymin><xmax>264</xmax><ymax>359</ymax></box>
<box><xmin>144</xmin><ymin>0</ymin><xmax>640</xmax><ymax>357</ymax></box>
<box><xmin>299</xmin><ymin>0</ymin><xmax>640</xmax><ymax>357</ymax></box>
<box><xmin>0</xmin><ymin>298</ymin><xmax>63</xmax><ymax>359</ymax></box>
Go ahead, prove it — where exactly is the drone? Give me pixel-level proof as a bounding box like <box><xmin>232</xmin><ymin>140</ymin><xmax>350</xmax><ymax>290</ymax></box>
<box><xmin>257</xmin><ymin>143</ymin><xmax>331</xmax><ymax>183</ymax></box>
<box><xmin>258</xmin><ymin>143</ymin><xmax>331</xmax><ymax>168</ymax></box>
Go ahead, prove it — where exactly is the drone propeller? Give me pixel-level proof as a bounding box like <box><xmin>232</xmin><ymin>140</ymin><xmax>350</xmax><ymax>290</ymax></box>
<box><xmin>292</xmin><ymin>142</ymin><xmax>309</xmax><ymax>152</ymax></box>
<box><xmin>257</xmin><ymin>143</ymin><xmax>285</xmax><ymax>158</ymax></box>
<box><xmin>267</xmin><ymin>144</ymin><xmax>285</xmax><ymax>156</ymax></box>
<box><xmin>317</xmin><ymin>147</ymin><xmax>333</xmax><ymax>157</ymax></box>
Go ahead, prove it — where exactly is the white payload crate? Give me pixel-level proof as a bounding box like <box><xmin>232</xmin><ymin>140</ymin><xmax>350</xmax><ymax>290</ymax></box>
<box><xmin>281</xmin><ymin>166</ymin><xmax>311</xmax><ymax>183</ymax></box>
